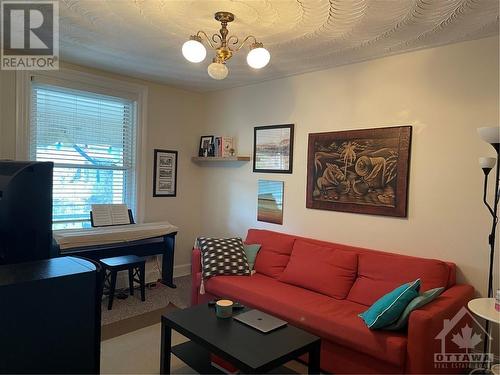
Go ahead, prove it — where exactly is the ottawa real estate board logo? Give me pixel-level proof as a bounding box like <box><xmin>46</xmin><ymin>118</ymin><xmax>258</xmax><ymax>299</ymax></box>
<box><xmin>1</xmin><ymin>0</ymin><xmax>59</xmax><ymax>70</ymax></box>
<box><xmin>434</xmin><ymin>307</ymin><xmax>493</xmax><ymax>370</ymax></box>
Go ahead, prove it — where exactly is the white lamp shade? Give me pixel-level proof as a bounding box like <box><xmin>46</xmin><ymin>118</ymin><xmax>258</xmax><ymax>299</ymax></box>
<box><xmin>479</xmin><ymin>157</ymin><xmax>497</xmax><ymax>169</ymax></box>
<box><xmin>182</xmin><ymin>39</ymin><xmax>206</xmax><ymax>63</ymax></box>
<box><xmin>247</xmin><ymin>47</ymin><xmax>270</xmax><ymax>69</ymax></box>
<box><xmin>477</xmin><ymin>126</ymin><xmax>500</xmax><ymax>144</ymax></box>
<box><xmin>207</xmin><ymin>62</ymin><xmax>228</xmax><ymax>80</ymax></box>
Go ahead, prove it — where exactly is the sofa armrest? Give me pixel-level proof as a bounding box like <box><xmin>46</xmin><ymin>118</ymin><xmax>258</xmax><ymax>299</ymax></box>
<box><xmin>405</xmin><ymin>284</ymin><xmax>475</xmax><ymax>374</ymax></box>
<box><xmin>191</xmin><ymin>248</ymin><xmax>202</xmax><ymax>306</ymax></box>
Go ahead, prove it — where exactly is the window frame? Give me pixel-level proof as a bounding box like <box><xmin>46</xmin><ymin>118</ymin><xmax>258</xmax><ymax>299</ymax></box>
<box><xmin>16</xmin><ymin>68</ymin><xmax>148</xmax><ymax>225</ymax></box>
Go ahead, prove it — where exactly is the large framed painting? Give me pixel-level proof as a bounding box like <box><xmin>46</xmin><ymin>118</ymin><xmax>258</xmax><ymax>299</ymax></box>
<box><xmin>306</xmin><ymin>126</ymin><xmax>412</xmax><ymax>217</ymax></box>
<box><xmin>153</xmin><ymin>149</ymin><xmax>178</xmax><ymax>197</ymax></box>
<box><xmin>253</xmin><ymin>124</ymin><xmax>294</xmax><ymax>173</ymax></box>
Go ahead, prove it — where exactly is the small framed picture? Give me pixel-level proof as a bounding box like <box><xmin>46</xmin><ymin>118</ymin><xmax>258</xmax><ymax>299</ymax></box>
<box><xmin>253</xmin><ymin>124</ymin><xmax>294</xmax><ymax>173</ymax></box>
<box><xmin>258</xmin><ymin>179</ymin><xmax>284</xmax><ymax>225</ymax></box>
<box><xmin>199</xmin><ymin>135</ymin><xmax>214</xmax><ymax>156</ymax></box>
<box><xmin>153</xmin><ymin>149</ymin><xmax>178</xmax><ymax>197</ymax></box>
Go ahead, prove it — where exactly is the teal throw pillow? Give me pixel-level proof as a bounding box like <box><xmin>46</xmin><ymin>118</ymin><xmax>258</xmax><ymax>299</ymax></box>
<box><xmin>243</xmin><ymin>244</ymin><xmax>261</xmax><ymax>270</ymax></box>
<box><xmin>359</xmin><ymin>279</ymin><xmax>421</xmax><ymax>330</ymax></box>
<box><xmin>385</xmin><ymin>287</ymin><xmax>444</xmax><ymax>330</ymax></box>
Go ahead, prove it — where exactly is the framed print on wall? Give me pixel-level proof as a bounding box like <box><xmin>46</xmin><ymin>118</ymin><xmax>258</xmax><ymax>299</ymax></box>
<box><xmin>153</xmin><ymin>149</ymin><xmax>178</xmax><ymax>197</ymax></box>
<box><xmin>306</xmin><ymin>126</ymin><xmax>412</xmax><ymax>217</ymax></box>
<box><xmin>257</xmin><ymin>179</ymin><xmax>284</xmax><ymax>225</ymax></box>
<box><xmin>253</xmin><ymin>124</ymin><xmax>294</xmax><ymax>173</ymax></box>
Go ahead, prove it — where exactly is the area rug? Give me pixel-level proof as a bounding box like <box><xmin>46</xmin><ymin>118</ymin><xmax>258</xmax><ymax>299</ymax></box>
<box><xmin>101</xmin><ymin>275</ymin><xmax>191</xmax><ymax>325</ymax></box>
<box><xmin>101</xmin><ymin>304</ymin><xmax>177</xmax><ymax>340</ymax></box>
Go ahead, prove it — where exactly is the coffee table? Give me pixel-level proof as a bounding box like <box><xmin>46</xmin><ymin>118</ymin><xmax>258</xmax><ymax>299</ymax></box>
<box><xmin>160</xmin><ymin>304</ymin><xmax>321</xmax><ymax>374</ymax></box>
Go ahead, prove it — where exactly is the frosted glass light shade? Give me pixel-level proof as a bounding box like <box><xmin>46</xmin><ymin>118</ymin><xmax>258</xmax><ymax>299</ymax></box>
<box><xmin>478</xmin><ymin>126</ymin><xmax>500</xmax><ymax>144</ymax></box>
<box><xmin>247</xmin><ymin>47</ymin><xmax>270</xmax><ymax>69</ymax></box>
<box><xmin>182</xmin><ymin>39</ymin><xmax>206</xmax><ymax>63</ymax></box>
<box><xmin>207</xmin><ymin>62</ymin><xmax>228</xmax><ymax>80</ymax></box>
<box><xmin>479</xmin><ymin>157</ymin><xmax>496</xmax><ymax>169</ymax></box>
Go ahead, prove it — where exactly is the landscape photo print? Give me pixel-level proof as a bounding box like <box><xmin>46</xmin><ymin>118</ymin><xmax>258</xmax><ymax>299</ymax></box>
<box><xmin>306</xmin><ymin>126</ymin><xmax>412</xmax><ymax>217</ymax></box>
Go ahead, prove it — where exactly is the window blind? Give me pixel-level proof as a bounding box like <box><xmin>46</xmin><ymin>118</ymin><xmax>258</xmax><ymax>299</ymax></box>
<box><xmin>30</xmin><ymin>83</ymin><xmax>137</xmax><ymax>229</ymax></box>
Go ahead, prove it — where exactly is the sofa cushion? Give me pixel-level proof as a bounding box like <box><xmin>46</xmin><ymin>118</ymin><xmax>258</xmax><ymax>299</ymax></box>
<box><xmin>205</xmin><ymin>274</ymin><xmax>407</xmax><ymax>367</ymax></box>
<box><xmin>359</xmin><ymin>279</ymin><xmax>420</xmax><ymax>329</ymax></box>
<box><xmin>197</xmin><ymin>237</ymin><xmax>250</xmax><ymax>278</ymax></box>
<box><xmin>245</xmin><ymin>229</ymin><xmax>296</xmax><ymax>278</ymax></box>
<box><xmin>278</xmin><ymin>239</ymin><xmax>358</xmax><ymax>299</ymax></box>
<box><xmin>243</xmin><ymin>244</ymin><xmax>261</xmax><ymax>270</ymax></box>
<box><xmin>348</xmin><ymin>252</ymin><xmax>450</xmax><ymax>306</ymax></box>
<box><xmin>385</xmin><ymin>286</ymin><xmax>444</xmax><ymax>331</ymax></box>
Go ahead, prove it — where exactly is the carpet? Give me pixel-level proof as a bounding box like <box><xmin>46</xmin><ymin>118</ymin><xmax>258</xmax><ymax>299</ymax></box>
<box><xmin>101</xmin><ymin>275</ymin><xmax>191</xmax><ymax>325</ymax></box>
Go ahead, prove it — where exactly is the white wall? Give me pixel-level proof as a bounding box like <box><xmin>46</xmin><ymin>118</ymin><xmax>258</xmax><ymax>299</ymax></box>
<box><xmin>0</xmin><ymin>63</ymin><xmax>204</xmax><ymax>278</ymax></box>
<box><xmin>200</xmin><ymin>36</ymin><xmax>500</xmax><ymax>295</ymax></box>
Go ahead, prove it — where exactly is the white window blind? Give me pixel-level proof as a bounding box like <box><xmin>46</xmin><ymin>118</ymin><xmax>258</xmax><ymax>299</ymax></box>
<box><xmin>30</xmin><ymin>82</ymin><xmax>137</xmax><ymax>229</ymax></box>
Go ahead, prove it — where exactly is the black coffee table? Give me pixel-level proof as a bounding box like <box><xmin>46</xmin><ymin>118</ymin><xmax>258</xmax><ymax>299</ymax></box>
<box><xmin>160</xmin><ymin>304</ymin><xmax>321</xmax><ymax>374</ymax></box>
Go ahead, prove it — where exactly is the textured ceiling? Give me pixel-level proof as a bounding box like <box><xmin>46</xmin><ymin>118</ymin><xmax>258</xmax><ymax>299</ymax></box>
<box><xmin>59</xmin><ymin>0</ymin><xmax>499</xmax><ymax>91</ymax></box>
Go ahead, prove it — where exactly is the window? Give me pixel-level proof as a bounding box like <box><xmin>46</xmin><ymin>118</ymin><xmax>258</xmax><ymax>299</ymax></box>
<box><xmin>30</xmin><ymin>83</ymin><xmax>137</xmax><ymax>229</ymax></box>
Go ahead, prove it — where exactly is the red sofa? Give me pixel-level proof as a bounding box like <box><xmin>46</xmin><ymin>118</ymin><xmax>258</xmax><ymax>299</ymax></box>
<box><xmin>191</xmin><ymin>229</ymin><xmax>474</xmax><ymax>374</ymax></box>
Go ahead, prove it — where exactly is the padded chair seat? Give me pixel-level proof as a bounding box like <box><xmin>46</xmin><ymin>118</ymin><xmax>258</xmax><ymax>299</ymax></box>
<box><xmin>205</xmin><ymin>273</ymin><xmax>407</xmax><ymax>367</ymax></box>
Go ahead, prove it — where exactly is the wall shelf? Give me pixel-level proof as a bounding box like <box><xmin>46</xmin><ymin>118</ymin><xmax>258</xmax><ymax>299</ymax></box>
<box><xmin>191</xmin><ymin>156</ymin><xmax>251</xmax><ymax>163</ymax></box>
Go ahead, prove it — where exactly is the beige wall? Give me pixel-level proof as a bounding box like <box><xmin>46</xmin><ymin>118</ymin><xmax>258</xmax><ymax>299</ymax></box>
<box><xmin>200</xmin><ymin>36</ymin><xmax>500</xmax><ymax>295</ymax></box>
<box><xmin>0</xmin><ymin>63</ymin><xmax>204</xmax><ymax>276</ymax></box>
<box><xmin>0</xmin><ymin>37</ymin><xmax>498</xmax><ymax>294</ymax></box>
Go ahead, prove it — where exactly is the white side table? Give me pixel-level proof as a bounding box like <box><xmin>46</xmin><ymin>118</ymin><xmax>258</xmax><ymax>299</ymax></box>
<box><xmin>468</xmin><ymin>298</ymin><xmax>500</xmax><ymax>324</ymax></box>
<box><xmin>468</xmin><ymin>298</ymin><xmax>500</xmax><ymax>374</ymax></box>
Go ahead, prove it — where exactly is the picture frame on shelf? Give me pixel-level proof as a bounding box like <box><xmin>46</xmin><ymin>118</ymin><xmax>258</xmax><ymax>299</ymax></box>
<box><xmin>153</xmin><ymin>149</ymin><xmax>178</xmax><ymax>197</ymax></box>
<box><xmin>253</xmin><ymin>124</ymin><xmax>294</xmax><ymax>173</ymax></box>
<box><xmin>199</xmin><ymin>135</ymin><xmax>215</xmax><ymax>157</ymax></box>
<box><xmin>306</xmin><ymin>126</ymin><xmax>412</xmax><ymax>217</ymax></box>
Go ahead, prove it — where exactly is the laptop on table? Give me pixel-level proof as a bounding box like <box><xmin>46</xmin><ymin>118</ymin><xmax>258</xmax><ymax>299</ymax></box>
<box><xmin>234</xmin><ymin>309</ymin><xmax>287</xmax><ymax>333</ymax></box>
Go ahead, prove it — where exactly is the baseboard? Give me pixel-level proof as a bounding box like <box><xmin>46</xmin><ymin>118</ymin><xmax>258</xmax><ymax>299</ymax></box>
<box><xmin>112</xmin><ymin>262</ymin><xmax>191</xmax><ymax>289</ymax></box>
<box><xmin>173</xmin><ymin>263</ymin><xmax>191</xmax><ymax>278</ymax></box>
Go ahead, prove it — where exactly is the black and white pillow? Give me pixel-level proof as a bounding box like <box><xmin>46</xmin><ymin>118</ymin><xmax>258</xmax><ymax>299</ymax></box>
<box><xmin>197</xmin><ymin>237</ymin><xmax>250</xmax><ymax>279</ymax></box>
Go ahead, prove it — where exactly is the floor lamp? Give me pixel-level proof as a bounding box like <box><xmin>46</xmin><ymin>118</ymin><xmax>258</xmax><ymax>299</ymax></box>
<box><xmin>477</xmin><ymin>126</ymin><xmax>499</xmax><ymax>362</ymax></box>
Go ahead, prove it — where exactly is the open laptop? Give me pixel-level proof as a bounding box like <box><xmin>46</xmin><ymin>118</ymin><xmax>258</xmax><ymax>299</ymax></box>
<box><xmin>234</xmin><ymin>309</ymin><xmax>287</xmax><ymax>333</ymax></box>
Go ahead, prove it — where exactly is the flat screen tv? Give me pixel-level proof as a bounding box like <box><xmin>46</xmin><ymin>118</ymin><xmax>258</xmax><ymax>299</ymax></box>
<box><xmin>0</xmin><ymin>161</ymin><xmax>54</xmax><ymax>264</ymax></box>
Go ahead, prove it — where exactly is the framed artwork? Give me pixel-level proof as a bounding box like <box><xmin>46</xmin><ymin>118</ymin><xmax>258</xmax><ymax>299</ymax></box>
<box><xmin>153</xmin><ymin>149</ymin><xmax>178</xmax><ymax>197</ymax></box>
<box><xmin>199</xmin><ymin>135</ymin><xmax>214</xmax><ymax>156</ymax></box>
<box><xmin>257</xmin><ymin>179</ymin><xmax>284</xmax><ymax>225</ymax></box>
<box><xmin>306</xmin><ymin>126</ymin><xmax>412</xmax><ymax>217</ymax></box>
<box><xmin>253</xmin><ymin>124</ymin><xmax>294</xmax><ymax>173</ymax></box>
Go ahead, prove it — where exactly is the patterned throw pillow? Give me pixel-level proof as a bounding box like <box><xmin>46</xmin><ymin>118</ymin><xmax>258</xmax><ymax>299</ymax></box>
<box><xmin>197</xmin><ymin>237</ymin><xmax>250</xmax><ymax>279</ymax></box>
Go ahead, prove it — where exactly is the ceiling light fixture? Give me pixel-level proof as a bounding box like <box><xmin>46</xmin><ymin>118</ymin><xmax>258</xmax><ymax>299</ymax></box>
<box><xmin>181</xmin><ymin>11</ymin><xmax>270</xmax><ymax>80</ymax></box>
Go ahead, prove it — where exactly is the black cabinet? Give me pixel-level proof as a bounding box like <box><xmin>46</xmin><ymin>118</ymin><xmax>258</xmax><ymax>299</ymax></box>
<box><xmin>0</xmin><ymin>256</ymin><xmax>102</xmax><ymax>374</ymax></box>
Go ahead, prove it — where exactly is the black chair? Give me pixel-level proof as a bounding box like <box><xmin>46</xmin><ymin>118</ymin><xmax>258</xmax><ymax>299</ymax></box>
<box><xmin>100</xmin><ymin>255</ymin><xmax>146</xmax><ymax>310</ymax></box>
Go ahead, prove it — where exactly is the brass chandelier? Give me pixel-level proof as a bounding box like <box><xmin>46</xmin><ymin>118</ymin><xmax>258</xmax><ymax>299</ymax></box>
<box><xmin>181</xmin><ymin>11</ymin><xmax>270</xmax><ymax>80</ymax></box>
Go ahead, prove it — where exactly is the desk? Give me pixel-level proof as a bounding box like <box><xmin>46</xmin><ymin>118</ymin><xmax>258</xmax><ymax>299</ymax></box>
<box><xmin>53</xmin><ymin>222</ymin><xmax>178</xmax><ymax>288</ymax></box>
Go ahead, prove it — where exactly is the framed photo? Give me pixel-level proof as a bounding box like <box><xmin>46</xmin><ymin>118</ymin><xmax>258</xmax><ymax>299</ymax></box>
<box><xmin>153</xmin><ymin>149</ymin><xmax>178</xmax><ymax>197</ymax></box>
<box><xmin>257</xmin><ymin>180</ymin><xmax>284</xmax><ymax>225</ymax></box>
<box><xmin>253</xmin><ymin>124</ymin><xmax>294</xmax><ymax>173</ymax></box>
<box><xmin>306</xmin><ymin>126</ymin><xmax>412</xmax><ymax>217</ymax></box>
<box><xmin>199</xmin><ymin>135</ymin><xmax>214</xmax><ymax>156</ymax></box>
